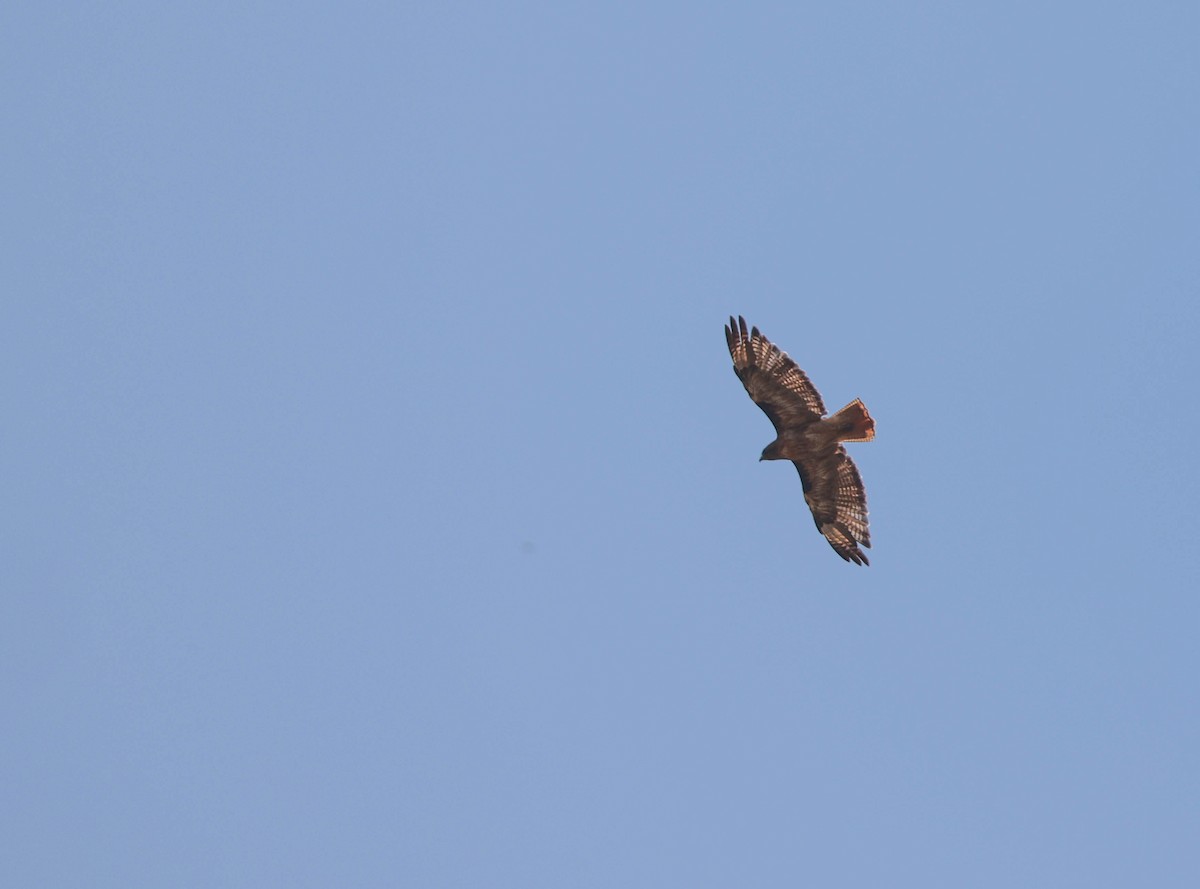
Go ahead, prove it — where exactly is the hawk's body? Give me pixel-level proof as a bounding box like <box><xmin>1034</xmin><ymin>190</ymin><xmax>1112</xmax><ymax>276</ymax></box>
<box><xmin>725</xmin><ymin>316</ymin><xmax>875</xmax><ymax>565</ymax></box>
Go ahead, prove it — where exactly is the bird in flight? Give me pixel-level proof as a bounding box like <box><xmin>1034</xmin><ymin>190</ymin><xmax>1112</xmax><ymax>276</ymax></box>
<box><xmin>725</xmin><ymin>316</ymin><xmax>875</xmax><ymax>565</ymax></box>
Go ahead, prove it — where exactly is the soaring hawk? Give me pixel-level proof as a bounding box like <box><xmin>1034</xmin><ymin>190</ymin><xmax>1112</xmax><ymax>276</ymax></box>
<box><xmin>725</xmin><ymin>316</ymin><xmax>875</xmax><ymax>565</ymax></box>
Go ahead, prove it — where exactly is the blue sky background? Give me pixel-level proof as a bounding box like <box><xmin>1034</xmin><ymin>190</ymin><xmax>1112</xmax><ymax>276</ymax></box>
<box><xmin>5</xmin><ymin>2</ymin><xmax>1198</xmax><ymax>886</ymax></box>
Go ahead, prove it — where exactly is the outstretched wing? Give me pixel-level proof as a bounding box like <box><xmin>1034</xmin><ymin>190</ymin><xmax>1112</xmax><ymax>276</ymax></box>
<box><xmin>795</xmin><ymin>449</ymin><xmax>871</xmax><ymax>565</ymax></box>
<box><xmin>725</xmin><ymin>315</ymin><xmax>826</xmax><ymax>433</ymax></box>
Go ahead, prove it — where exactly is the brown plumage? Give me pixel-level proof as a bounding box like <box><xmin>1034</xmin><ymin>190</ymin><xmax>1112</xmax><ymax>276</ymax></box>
<box><xmin>725</xmin><ymin>316</ymin><xmax>875</xmax><ymax>565</ymax></box>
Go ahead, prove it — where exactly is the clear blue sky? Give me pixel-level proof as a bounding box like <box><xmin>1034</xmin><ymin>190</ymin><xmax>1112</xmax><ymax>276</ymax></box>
<box><xmin>5</xmin><ymin>2</ymin><xmax>1198</xmax><ymax>886</ymax></box>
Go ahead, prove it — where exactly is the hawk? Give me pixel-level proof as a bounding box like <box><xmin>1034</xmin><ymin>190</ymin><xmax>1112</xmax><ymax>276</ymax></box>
<box><xmin>725</xmin><ymin>316</ymin><xmax>875</xmax><ymax>565</ymax></box>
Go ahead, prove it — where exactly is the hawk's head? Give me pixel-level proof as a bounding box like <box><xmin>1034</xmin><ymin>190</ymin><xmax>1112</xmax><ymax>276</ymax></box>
<box><xmin>760</xmin><ymin>440</ymin><xmax>785</xmax><ymax>462</ymax></box>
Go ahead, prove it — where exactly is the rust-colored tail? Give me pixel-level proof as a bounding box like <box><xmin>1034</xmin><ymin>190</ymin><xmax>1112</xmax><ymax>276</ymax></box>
<box><xmin>828</xmin><ymin>398</ymin><xmax>875</xmax><ymax>442</ymax></box>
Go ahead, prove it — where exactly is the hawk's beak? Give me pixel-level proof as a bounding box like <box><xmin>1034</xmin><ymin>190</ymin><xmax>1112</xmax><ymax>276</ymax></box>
<box><xmin>758</xmin><ymin>455</ymin><xmax>764</xmax><ymax>462</ymax></box>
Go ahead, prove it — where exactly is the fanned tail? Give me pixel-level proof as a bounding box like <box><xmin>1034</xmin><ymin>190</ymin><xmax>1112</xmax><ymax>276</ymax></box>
<box><xmin>827</xmin><ymin>399</ymin><xmax>875</xmax><ymax>442</ymax></box>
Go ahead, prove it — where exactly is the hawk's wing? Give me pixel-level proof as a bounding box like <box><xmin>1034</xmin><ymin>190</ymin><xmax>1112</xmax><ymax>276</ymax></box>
<box><xmin>795</xmin><ymin>449</ymin><xmax>871</xmax><ymax>565</ymax></box>
<box><xmin>725</xmin><ymin>315</ymin><xmax>826</xmax><ymax>433</ymax></box>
